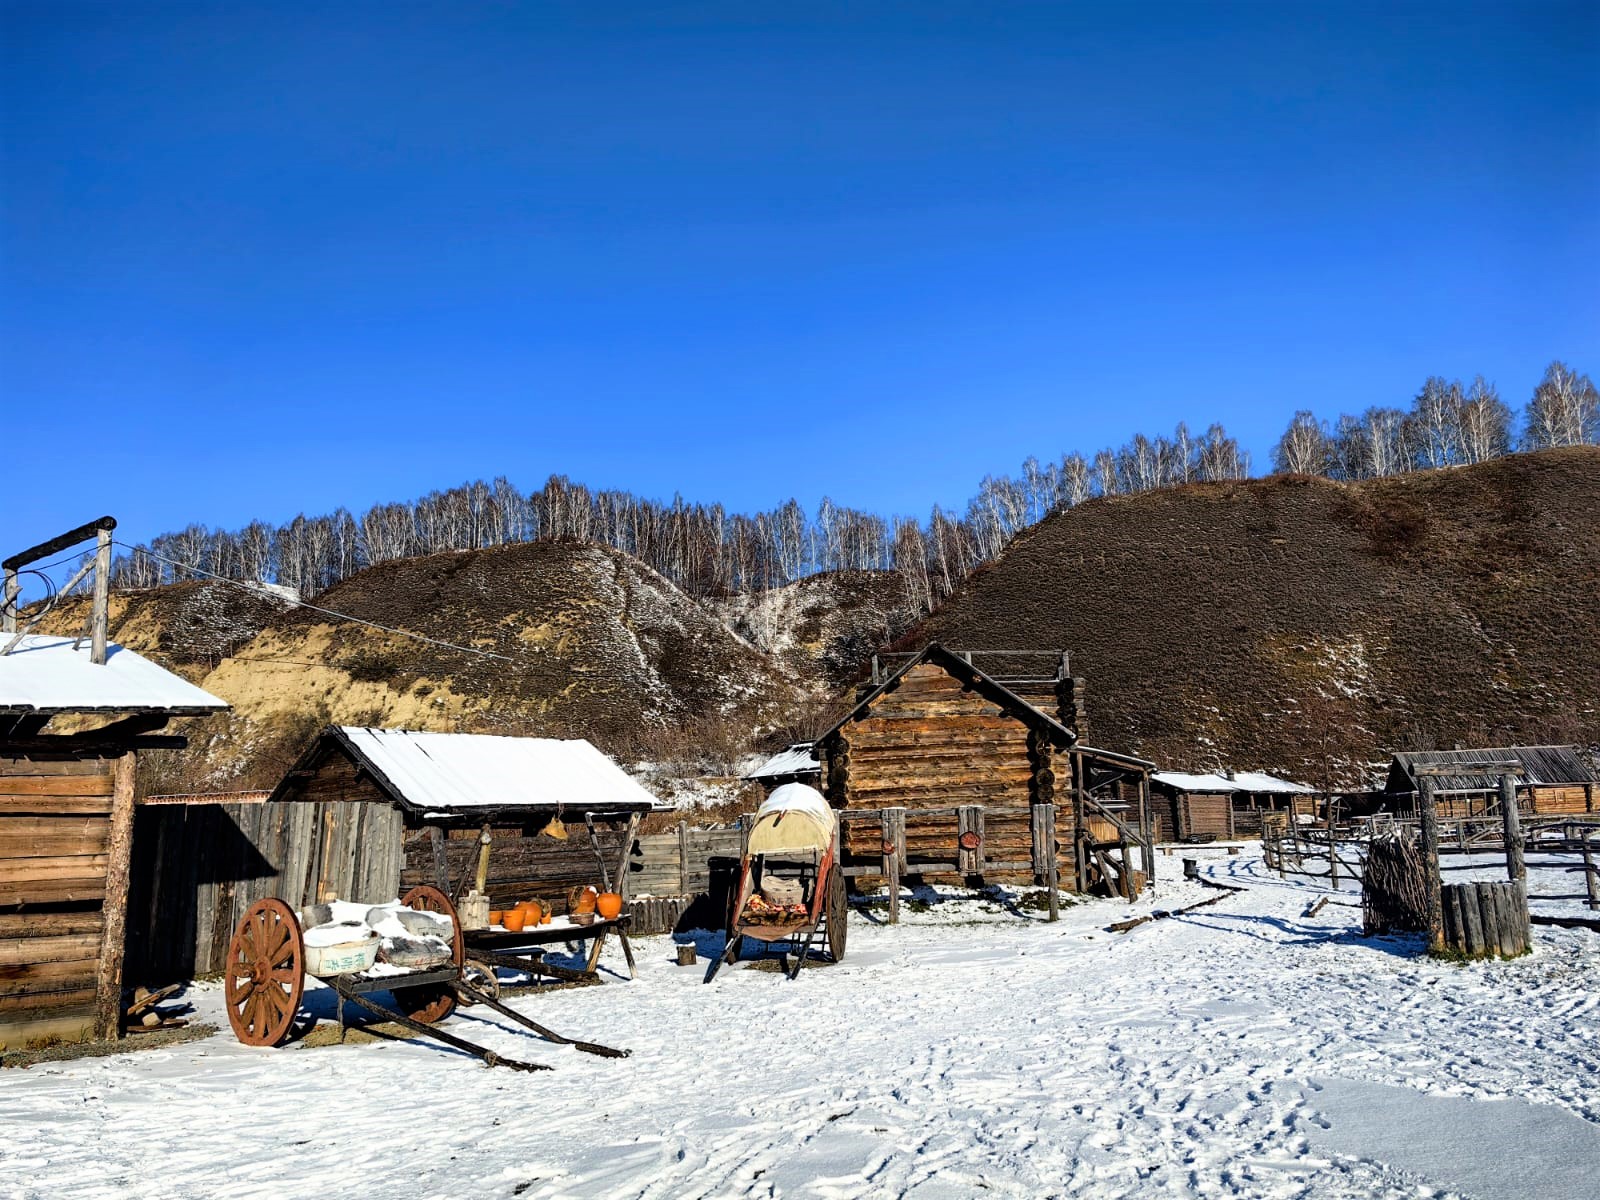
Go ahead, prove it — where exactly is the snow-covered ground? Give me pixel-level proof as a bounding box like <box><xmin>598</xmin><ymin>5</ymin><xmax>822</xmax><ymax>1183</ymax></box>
<box><xmin>3</xmin><ymin>848</ymin><xmax>1597</xmax><ymax>1200</ymax></box>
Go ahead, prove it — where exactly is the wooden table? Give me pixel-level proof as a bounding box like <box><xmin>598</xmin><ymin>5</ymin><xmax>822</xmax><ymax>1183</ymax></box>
<box><xmin>465</xmin><ymin>915</ymin><xmax>637</xmax><ymax>982</ymax></box>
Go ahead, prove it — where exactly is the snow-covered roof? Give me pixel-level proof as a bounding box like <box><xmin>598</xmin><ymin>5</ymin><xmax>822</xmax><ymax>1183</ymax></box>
<box><xmin>745</xmin><ymin>742</ymin><xmax>820</xmax><ymax>780</ymax></box>
<box><xmin>332</xmin><ymin>727</ymin><xmax>660</xmax><ymax>814</ymax></box>
<box><xmin>1228</xmin><ymin>771</ymin><xmax>1315</xmax><ymax>794</ymax></box>
<box><xmin>1152</xmin><ymin>771</ymin><xmax>1239</xmax><ymax>793</ymax></box>
<box><xmin>0</xmin><ymin>634</ymin><xmax>229</xmax><ymax>715</ymax></box>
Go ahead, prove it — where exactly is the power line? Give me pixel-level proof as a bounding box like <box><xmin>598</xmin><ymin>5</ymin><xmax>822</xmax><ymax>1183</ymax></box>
<box><xmin>113</xmin><ymin>540</ymin><xmax>519</xmax><ymax>664</ymax></box>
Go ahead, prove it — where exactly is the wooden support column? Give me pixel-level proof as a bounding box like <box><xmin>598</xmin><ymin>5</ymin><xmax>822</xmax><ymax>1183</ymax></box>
<box><xmin>1418</xmin><ymin>777</ymin><xmax>1445</xmax><ymax>954</ymax></box>
<box><xmin>1</xmin><ymin>567</ymin><xmax>16</xmax><ymax>633</ymax></box>
<box><xmin>90</xmin><ymin>525</ymin><xmax>112</xmax><ymax>665</ymax></box>
<box><xmin>94</xmin><ymin>751</ymin><xmax>138</xmax><ymax>1040</ymax></box>
<box><xmin>1032</xmin><ymin>803</ymin><xmax>1059</xmax><ymax>921</ymax></box>
<box><xmin>881</xmin><ymin>806</ymin><xmax>905</xmax><ymax>924</ymax></box>
<box><xmin>427</xmin><ymin>824</ymin><xmax>449</xmax><ymax>892</ymax></box>
<box><xmin>677</xmin><ymin>819</ymin><xmax>690</xmax><ymax>895</ymax></box>
<box><xmin>1499</xmin><ymin>773</ymin><xmax>1525</xmax><ymax>888</ymax></box>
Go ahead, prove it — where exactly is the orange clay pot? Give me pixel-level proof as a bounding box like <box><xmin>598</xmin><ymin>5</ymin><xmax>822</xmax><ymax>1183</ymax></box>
<box><xmin>502</xmin><ymin>909</ymin><xmax>528</xmax><ymax>933</ymax></box>
<box><xmin>571</xmin><ymin>887</ymin><xmax>598</xmax><ymax>915</ymax></box>
<box><xmin>487</xmin><ymin>910</ymin><xmax>503</xmax><ymax>927</ymax></box>
<box><xmin>596</xmin><ymin>892</ymin><xmax>624</xmax><ymax>920</ymax></box>
<box><xmin>541</xmin><ymin>912</ymin><xmax>553</xmax><ymax>925</ymax></box>
<box><xmin>519</xmin><ymin>900</ymin><xmax>543</xmax><ymax>924</ymax></box>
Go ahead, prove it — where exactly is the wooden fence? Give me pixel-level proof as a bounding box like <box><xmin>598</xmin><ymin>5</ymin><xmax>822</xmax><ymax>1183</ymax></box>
<box><xmin>629</xmin><ymin>823</ymin><xmax>744</xmax><ymax>898</ymax></box>
<box><xmin>125</xmin><ymin>797</ymin><xmax>402</xmax><ymax>987</ymax></box>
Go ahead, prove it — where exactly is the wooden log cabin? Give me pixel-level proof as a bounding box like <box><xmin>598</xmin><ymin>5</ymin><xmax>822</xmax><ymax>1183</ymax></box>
<box><xmin>1384</xmin><ymin>747</ymin><xmax>1597</xmax><ymax>820</ymax></box>
<box><xmin>0</xmin><ymin>635</ymin><xmax>228</xmax><ymax>1046</ymax></box>
<box><xmin>814</xmin><ymin>645</ymin><xmax>1155</xmax><ymax>896</ymax></box>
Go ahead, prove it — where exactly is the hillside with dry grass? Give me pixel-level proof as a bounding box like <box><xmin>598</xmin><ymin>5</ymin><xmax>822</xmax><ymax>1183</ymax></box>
<box><xmin>904</xmin><ymin>447</ymin><xmax>1600</xmax><ymax>784</ymax></box>
<box><xmin>38</xmin><ymin>541</ymin><xmax>798</xmax><ymax>792</ymax></box>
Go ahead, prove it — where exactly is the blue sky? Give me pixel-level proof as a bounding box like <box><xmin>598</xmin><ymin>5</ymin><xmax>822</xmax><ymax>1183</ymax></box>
<box><xmin>2</xmin><ymin>1</ymin><xmax>1597</xmax><ymax>565</ymax></box>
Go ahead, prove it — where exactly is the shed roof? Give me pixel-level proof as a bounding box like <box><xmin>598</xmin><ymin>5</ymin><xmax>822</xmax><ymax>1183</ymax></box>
<box><xmin>1153</xmin><ymin>771</ymin><xmax>1238</xmax><ymax>793</ymax></box>
<box><xmin>1386</xmin><ymin>746</ymin><xmax>1595</xmax><ymax>795</ymax></box>
<box><xmin>1228</xmin><ymin>771</ymin><xmax>1315</xmax><ymax>794</ymax></box>
<box><xmin>744</xmin><ymin>743</ymin><xmax>820</xmax><ymax>780</ymax></box>
<box><xmin>0</xmin><ymin>634</ymin><xmax>229</xmax><ymax>716</ymax></box>
<box><xmin>276</xmin><ymin>726</ymin><xmax>661</xmax><ymax>816</ymax></box>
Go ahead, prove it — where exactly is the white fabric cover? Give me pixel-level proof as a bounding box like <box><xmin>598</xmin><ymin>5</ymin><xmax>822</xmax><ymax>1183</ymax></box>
<box><xmin>747</xmin><ymin>782</ymin><xmax>836</xmax><ymax>854</ymax></box>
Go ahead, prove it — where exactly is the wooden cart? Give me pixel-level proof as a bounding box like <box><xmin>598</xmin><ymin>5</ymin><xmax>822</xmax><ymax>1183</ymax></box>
<box><xmin>704</xmin><ymin>786</ymin><xmax>848</xmax><ymax>982</ymax></box>
<box><xmin>465</xmin><ymin>914</ymin><xmax>637</xmax><ymax>987</ymax></box>
<box><xmin>223</xmin><ymin>885</ymin><xmax>627</xmax><ymax>1068</ymax></box>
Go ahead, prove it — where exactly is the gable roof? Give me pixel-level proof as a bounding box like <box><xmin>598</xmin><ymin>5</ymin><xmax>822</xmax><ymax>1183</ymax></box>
<box><xmin>0</xmin><ymin>634</ymin><xmax>229</xmax><ymax>716</ymax></box>
<box><xmin>1386</xmin><ymin>746</ymin><xmax>1595</xmax><ymax>795</ymax></box>
<box><xmin>816</xmin><ymin>643</ymin><xmax>1154</xmax><ymax>772</ymax></box>
<box><xmin>271</xmin><ymin>726</ymin><xmax>661</xmax><ymax>817</ymax></box>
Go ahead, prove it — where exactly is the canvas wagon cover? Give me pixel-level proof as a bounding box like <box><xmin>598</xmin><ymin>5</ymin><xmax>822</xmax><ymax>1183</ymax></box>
<box><xmin>747</xmin><ymin>782</ymin><xmax>836</xmax><ymax>854</ymax></box>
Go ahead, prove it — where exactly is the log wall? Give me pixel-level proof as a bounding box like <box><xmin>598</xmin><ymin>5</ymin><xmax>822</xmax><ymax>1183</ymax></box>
<box><xmin>0</xmin><ymin>751</ymin><xmax>118</xmax><ymax>1046</ymax></box>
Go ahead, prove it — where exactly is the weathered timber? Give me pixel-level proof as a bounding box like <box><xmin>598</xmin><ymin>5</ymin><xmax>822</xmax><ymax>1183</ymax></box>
<box><xmin>92</xmin><ymin>753</ymin><xmax>136</xmax><ymax>1039</ymax></box>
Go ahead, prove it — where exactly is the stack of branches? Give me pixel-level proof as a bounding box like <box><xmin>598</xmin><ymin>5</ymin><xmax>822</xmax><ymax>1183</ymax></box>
<box><xmin>1362</xmin><ymin>829</ymin><xmax>1430</xmax><ymax>936</ymax></box>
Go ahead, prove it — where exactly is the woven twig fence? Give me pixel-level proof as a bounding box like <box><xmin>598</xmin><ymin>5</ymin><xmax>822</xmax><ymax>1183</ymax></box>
<box><xmin>1362</xmin><ymin>829</ymin><xmax>1430</xmax><ymax>936</ymax></box>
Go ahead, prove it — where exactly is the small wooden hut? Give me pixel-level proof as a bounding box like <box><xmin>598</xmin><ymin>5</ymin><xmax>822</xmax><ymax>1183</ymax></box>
<box><xmin>0</xmin><ymin>635</ymin><xmax>228</xmax><ymax>1045</ymax></box>
<box><xmin>1149</xmin><ymin>772</ymin><xmax>1238</xmax><ymax>841</ymax></box>
<box><xmin>814</xmin><ymin>645</ymin><xmax>1154</xmax><ymax>895</ymax></box>
<box><xmin>1384</xmin><ymin>747</ymin><xmax>1597</xmax><ymax>819</ymax></box>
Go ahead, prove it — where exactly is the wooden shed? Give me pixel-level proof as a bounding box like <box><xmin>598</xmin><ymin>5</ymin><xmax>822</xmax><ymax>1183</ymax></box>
<box><xmin>0</xmin><ymin>635</ymin><xmax>228</xmax><ymax>1045</ymax></box>
<box><xmin>1384</xmin><ymin>746</ymin><xmax>1597</xmax><ymax>819</ymax></box>
<box><xmin>128</xmin><ymin>726</ymin><xmax>662</xmax><ymax>987</ymax></box>
<box><xmin>814</xmin><ymin>645</ymin><xmax>1154</xmax><ymax>896</ymax></box>
<box><xmin>1149</xmin><ymin>772</ymin><xmax>1238</xmax><ymax>842</ymax></box>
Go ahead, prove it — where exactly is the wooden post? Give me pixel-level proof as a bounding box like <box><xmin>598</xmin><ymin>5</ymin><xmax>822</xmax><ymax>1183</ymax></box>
<box><xmin>1</xmin><ymin>566</ymin><xmax>16</xmax><ymax>633</ymax></box>
<box><xmin>1582</xmin><ymin>830</ymin><xmax>1598</xmax><ymax>912</ymax></box>
<box><xmin>1031</xmin><ymin>803</ymin><xmax>1059</xmax><ymax>921</ymax></box>
<box><xmin>957</xmin><ymin>805</ymin><xmax>984</xmax><ymax>876</ymax></box>
<box><xmin>1498</xmin><ymin>773</ymin><xmax>1525</xmax><ymax>887</ymax></box>
<box><xmin>427</xmin><ymin>824</ymin><xmax>449</xmax><ymax>892</ymax></box>
<box><xmin>1418</xmin><ymin>777</ymin><xmax>1445</xmax><ymax>954</ymax></box>
<box><xmin>740</xmin><ymin>812</ymin><xmax>753</xmax><ymax>859</ymax></box>
<box><xmin>677</xmin><ymin>819</ymin><xmax>690</xmax><ymax>895</ymax></box>
<box><xmin>90</xmin><ymin>525</ymin><xmax>112</xmax><ymax>665</ymax></box>
<box><xmin>1137</xmin><ymin>772</ymin><xmax>1154</xmax><ymax>897</ymax></box>
<box><xmin>881</xmin><ymin>807</ymin><xmax>905</xmax><ymax>924</ymax></box>
<box><xmin>94</xmin><ymin>752</ymin><xmax>138</xmax><ymax>1040</ymax></box>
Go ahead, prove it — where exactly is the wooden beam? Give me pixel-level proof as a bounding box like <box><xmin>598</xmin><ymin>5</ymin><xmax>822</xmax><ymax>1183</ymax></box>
<box><xmin>2</xmin><ymin>516</ymin><xmax>117</xmax><ymax>572</ymax></box>
<box><xmin>93</xmin><ymin>751</ymin><xmax>137</xmax><ymax>1040</ymax></box>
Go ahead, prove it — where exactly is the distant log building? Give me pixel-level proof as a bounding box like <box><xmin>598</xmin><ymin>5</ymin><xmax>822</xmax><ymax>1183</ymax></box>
<box><xmin>1384</xmin><ymin>746</ymin><xmax>1597</xmax><ymax>819</ymax></box>
<box><xmin>814</xmin><ymin>645</ymin><xmax>1153</xmax><ymax>895</ymax></box>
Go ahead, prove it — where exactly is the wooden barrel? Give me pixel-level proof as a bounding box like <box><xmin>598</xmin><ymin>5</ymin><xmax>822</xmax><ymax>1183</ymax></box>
<box><xmin>1438</xmin><ymin>881</ymin><xmax>1529</xmax><ymax>959</ymax></box>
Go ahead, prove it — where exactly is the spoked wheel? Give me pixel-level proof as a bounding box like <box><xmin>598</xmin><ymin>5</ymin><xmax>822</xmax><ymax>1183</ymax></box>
<box><xmin>825</xmin><ymin>867</ymin><xmax>848</xmax><ymax>962</ymax></box>
<box><xmin>458</xmin><ymin>959</ymin><xmax>499</xmax><ymax>1006</ymax></box>
<box><xmin>396</xmin><ymin>885</ymin><xmax>463</xmax><ymax>1023</ymax></box>
<box><xmin>225</xmin><ymin>898</ymin><xmax>304</xmax><ymax>1047</ymax></box>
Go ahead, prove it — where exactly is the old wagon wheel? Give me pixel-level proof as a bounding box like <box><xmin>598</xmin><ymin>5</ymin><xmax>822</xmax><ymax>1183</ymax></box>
<box><xmin>825</xmin><ymin>866</ymin><xmax>848</xmax><ymax>962</ymax></box>
<box><xmin>397</xmin><ymin>884</ymin><xmax>463</xmax><ymax>1023</ymax></box>
<box><xmin>225</xmin><ymin>898</ymin><xmax>304</xmax><ymax>1047</ymax></box>
<box><xmin>458</xmin><ymin>959</ymin><xmax>499</xmax><ymax>1006</ymax></box>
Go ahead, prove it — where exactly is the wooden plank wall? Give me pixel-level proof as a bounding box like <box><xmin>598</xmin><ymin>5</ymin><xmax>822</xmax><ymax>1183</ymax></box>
<box><xmin>830</xmin><ymin>663</ymin><xmax>1078</xmax><ymax>885</ymax></box>
<box><xmin>1178</xmin><ymin>794</ymin><xmax>1235</xmax><ymax>840</ymax></box>
<box><xmin>124</xmin><ymin>798</ymin><xmax>403</xmax><ymax>987</ymax></box>
<box><xmin>398</xmin><ymin>824</ymin><xmax>629</xmax><ymax>911</ymax></box>
<box><xmin>630</xmin><ymin>825</ymin><xmax>743</xmax><ymax>896</ymax></box>
<box><xmin>0</xmin><ymin>752</ymin><xmax>116</xmax><ymax>1044</ymax></box>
